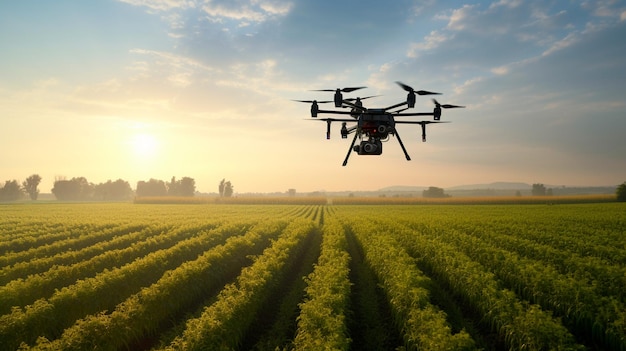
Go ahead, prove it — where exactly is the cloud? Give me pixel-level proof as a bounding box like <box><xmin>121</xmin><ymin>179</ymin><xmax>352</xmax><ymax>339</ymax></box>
<box><xmin>363</xmin><ymin>2</ymin><xmax>626</xmax><ymax>182</ymax></box>
<box><xmin>445</xmin><ymin>4</ymin><xmax>476</xmax><ymax>31</ymax></box>
<box><xmin>407</xmin><ymin>30</ymin><xmax>449</xmax><ymax>57</ymax></box>
<box><xmin>398</xmin><ymin>0</ymin><xmax>626</xmax><ymax>85</ymax></box>
<box><xmin>541</xmin><ymin>32</ymin><xmax>579</xmax><ymax>56</ymax></box>
<box><xmin>488</xmin><ymin>0</ymin><xmax>522</xmax><ymax>10</ymax></box>
<box><xmin>128</xmin><ymin>48</ymin><xmax>218</xmax><ymax>84</ymax></box>
<box><xmin>117</xmin><ymin>0</ymin><xmax>195</xmax><ymax>11</ymax></box>
<box><xmin>202</xmin><ymin>0</ymin><xmax>293</xmax><ymax>23</ymax></box>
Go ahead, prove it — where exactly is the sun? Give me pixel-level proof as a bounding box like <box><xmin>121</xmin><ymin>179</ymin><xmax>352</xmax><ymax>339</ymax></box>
<box><xmin>131</xmin><ymin>133</ymin><xmax>159</xmax><ymax>158</ymax></box>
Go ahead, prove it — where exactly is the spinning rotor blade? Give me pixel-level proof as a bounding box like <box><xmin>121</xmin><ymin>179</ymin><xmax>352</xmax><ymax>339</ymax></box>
<box><xmin>344</xmin><ymin>95</ymin><xmax>379</xmax><ymax>102</ymax></box>
<box><xmin>312</xmin><ymin>86</ymin><xmax>367</xmax><ymax>93</ymax></box>
<box><xmin>293</xmin><ymin>100</ymin><xmax>332</xmax><ymax>103</ymax></box>
<box><xmin>432</xmin><ymin>99</ymin><xmax>465</xmax><ymax>109</ymax></box>
<box><xmin>396</xmin><ymin>81</ymin><xmax>441</xmax><ymax>95</ymax></box>
<box><xmin>308</xmin><ymin>118</ymin><xmax>356</xmax><ymax>122</ymax></box>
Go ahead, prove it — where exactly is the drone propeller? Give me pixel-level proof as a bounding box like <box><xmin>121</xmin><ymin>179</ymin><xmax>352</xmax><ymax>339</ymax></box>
<box><xmin>293</xmin><ymin>99</ymin><xmax>332</xmax><ymax>104</ymax></box>
<box><xmin>432</xmin><ymin>99</ymin><xmax>465</xmax><ymax>109</ymax></box>
<box><xmin>395</xmin><ymin>81</ymin><xmax>440</xmax><ymax>108</ymax></box>
<box><xmin>294</xmin><ymin>100</ymin><xmax>333</xmax><ymax>117</ymax></box>
<box><xmin>312</xmin><ymin>86</ymin><xmax>367</xmax><ymax>93</ymax></box>
<box><xmin>344</xmin><ymin>95</ymin><xmax>379</xmax><ymax>102</ymax></box>
<box><xmin>313</xmin><ymin>86</ymin><xmax>368</xmax><ymax>107</ymax></box>
<box><xmin>396</xmin><ymin>82</ymin><xmax>440</xmax><ymax>96</ymax></box>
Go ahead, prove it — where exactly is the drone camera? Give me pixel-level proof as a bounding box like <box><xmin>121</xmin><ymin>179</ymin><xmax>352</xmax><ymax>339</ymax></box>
<box><xmin>355</xmin><ymin>140</ymin><xmax>382</xmax><ymax>155</ymax></box>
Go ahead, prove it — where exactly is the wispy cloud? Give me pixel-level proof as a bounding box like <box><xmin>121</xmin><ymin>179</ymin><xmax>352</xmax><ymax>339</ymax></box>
<box><xmin>202</xmin><ymin>0</ymin><xmax>293</xmax><ymax>23</ymax></box>
<box><xmin>117</xmin><ymin>0</ymin><xmax>195</xmax><ymax>12</ymax></box>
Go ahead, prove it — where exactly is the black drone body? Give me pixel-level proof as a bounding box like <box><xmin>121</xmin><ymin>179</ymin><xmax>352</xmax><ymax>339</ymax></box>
<box><xmin>296</xmin><ymin>82</ymin><xmax>464</xmax><ymax>166</ymax></box>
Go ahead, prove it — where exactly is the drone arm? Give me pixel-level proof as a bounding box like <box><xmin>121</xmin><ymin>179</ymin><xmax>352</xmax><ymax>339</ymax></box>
<box><xmin>394</xmin><ymin>112</ymin><xmax>435</xmax><ymax>117</ymax></box>
<box><xmin>340</xmin><ymin>100</ymin><xmax>367</xmax><ymax>112</ymax></box>
<box><xmin>382</xmin><ymin>101</ymin><xmax>408</xmax><ymax>112</ymax></box>
<box><xmin>316</xmin><ymin>109</ymin><xmax>357</xmax><ymax>116</ymax></box>
<box><xmin>394</xmin><ymin>121</ymin><xmax>450</xmax><ymax>124</ymax></box>
<box><xmin>395</xmin><ymin>121</ymin><xmax>449</xmax><ymax>142</ymax></box>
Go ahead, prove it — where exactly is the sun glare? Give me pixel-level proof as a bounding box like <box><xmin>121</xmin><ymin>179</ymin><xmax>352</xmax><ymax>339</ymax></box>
<box><xmin>131</xmin><ymin>133</ymin><xmax>159</xmax><ymax>158</ymax></box>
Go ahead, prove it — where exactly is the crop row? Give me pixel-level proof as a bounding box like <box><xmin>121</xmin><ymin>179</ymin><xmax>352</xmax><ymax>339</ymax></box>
<box><xmin>1</xmin><ymin>219</ymin><xmax>266</xmax><ymax>350</ymax></box>
<box><xmin>0</xmin><ymin>220</ymin><xmax>253</xmax><ymax>315</ymax></box>
<box><xmin>340</xmin><ymin>216</ymin><xmax>476</xmax><ymax>350</ymax></box>
<box><xmin>159</xmin><ymin>218</ymin><xmax>316</xmax><ymax>350</ymax></box>
<box><xmin>293</xmin><ymin>210</ymin><xmax>352</xmax><ymax>350</ymax></box>
<box><xmin>397</xmin><ymin>220</ymin><xmax>626</xmax><ymax>350</ymax></box>
<box><xmin>26</xmin><ymin>218</ymin><xmax>297</xmax><ymax>351</ymax></box>
<box><xmin>390</xmin><ymin>222</ymin><xmax>583</xmax><ymax>350</ymax></box>
<box><xmin>0</xmin><ymin>203</ymin><xmax>624</xmax><ymax>350</ymax></box>
<box><xmin>333</xmin><ymin>204</ymin><xmax>626</xmax><ymax>350</ymax></box>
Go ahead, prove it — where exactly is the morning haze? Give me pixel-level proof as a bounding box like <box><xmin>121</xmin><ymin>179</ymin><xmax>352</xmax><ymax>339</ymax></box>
<box><xmin>1</xmin><ymin>1</ymin><xmax>625</xmax><ymax>194</ymax></box>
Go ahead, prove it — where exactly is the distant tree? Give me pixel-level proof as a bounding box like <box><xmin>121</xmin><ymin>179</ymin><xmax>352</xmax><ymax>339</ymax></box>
<box><xmin>223</xmin><ymin>181</ymin><xmax>234</xmax><ymax>197</ymax></box>
<box><xmin>531</xmin><ymin>183</ymin><xmax>547</xmax><ymax>196</ymax></box>
<box><xmin>52</xmin><ymin>180</ymin><xmax>80</xmax><ymax>201</ymax></box>
<box><xmin>167</xmin><ymin>176</ymin><xmax>195</xmax><ymax>197</ymax></box>
<box><xmin>94</xmin><ymin>179</ymin><xmax>133</xmax><ymax>201</ymax></box>
<box><xmin>515</xmin><ymin>190</ymin><xmax>522</xmax><ymax>197</ymax></box>
<box><xmin>22</xmin><ymin>174</ymin><xmax>42</xmax><ymax>200</ymax></box>
<box><xmin>136</xmin><ymin>179</ymin><xmax>167</xmax><ymax>197</ymax></box>
<box><xmin>219</xmin><ymin>179</ymin><xmax>234</xmax><ymax>197</ymax></box>
<box><xmin>219</xmin><ymin>179</ymin><xmax>226</xmax><ymax>197</ymax></box>
<box><xmin>179</xmin><ymin>177</ymin><xmax>195</xmax><ymax>197</ymax></box>
<box><xmin>167</xmin><ymin>176</ymin><xmax>180</xmax><ymax>196</ymax></box>
<box><xmin>51</xmin><ymin>177</ymin><xmax>94</xmax><ymax>201</ymax></box>
<box><xmin>617</xmin><ymin>182</ymin><xmax>626</xmax><ymax>202</ymax></box>
<box><xmin>0</xmin><ymin>180</ymin><xmax>23</xmax><ymax>201</ymax></box>
<box><xmin>546</xmin><ymin>188</ymin><xmax>553</xmax><ymax>196</ymax></box>
<box><xmin>287</xmin><ymin>189</ymin><xmax>296</xmax><ymax>197</ymax></box>
<box><xmin>422</xmin><ymin>186</ymin><xmax>449</xmax><ymax>198</ymax></box>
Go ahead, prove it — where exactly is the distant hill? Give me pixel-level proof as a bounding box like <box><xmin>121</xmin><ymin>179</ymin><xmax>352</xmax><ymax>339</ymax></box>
<box><xmin>447</xmin><ymin>182</ymin><xmax>531</xmax><ymax>190</ymax></box>
<box><xmin>375</xmin><ymin>182</ymin><xmax>615</xmax><ymax>197</ymax></box>
<box><xmin>379</xmin><ymin>182</ymin><xmax>531</xmax><ymax>192</ymax></box>
<box><xmin>377</xmin><ymin>185</ymin><xmax>428</xmax><ymax>192</ymax></box>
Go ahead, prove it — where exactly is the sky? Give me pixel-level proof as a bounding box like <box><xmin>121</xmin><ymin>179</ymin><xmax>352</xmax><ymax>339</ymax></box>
<box><xmin>1</xmin><ymin>0</ymin><xmax>625</xmax><ymax>194</ymax></box>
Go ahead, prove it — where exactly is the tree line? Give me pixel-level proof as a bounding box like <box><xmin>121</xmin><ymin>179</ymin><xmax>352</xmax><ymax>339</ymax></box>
<box><xmin>0</xmin><ymin>175</ymin><xmax>42</xmax><ymax>201</ymax></box>
<box><xmin>0</xmin><ymin>175</ymin><xmax>204</xmax><ymax>202</ymax></box>
<box><xmin>136</xmin><ymin>177</ymin><xmax>196</xmax><ymax>198</ymax></box>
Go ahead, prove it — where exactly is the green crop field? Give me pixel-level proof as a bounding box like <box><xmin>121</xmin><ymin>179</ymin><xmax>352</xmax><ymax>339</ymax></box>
<box><xmin>0</xmin><ymin>202</ymin><xmax>624</xmax><ymax>351</ymax></box>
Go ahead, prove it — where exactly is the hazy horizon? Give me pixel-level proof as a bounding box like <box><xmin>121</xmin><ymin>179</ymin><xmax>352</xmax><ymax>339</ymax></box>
<box><xmin>2</xmin><ymin>1</ymin><xmax>625</xmax><ymax>194</ymax></box>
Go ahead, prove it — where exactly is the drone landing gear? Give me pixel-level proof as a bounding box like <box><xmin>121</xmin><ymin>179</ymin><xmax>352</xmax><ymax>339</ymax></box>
<box><xmin>394</xmin><ymin>129</ymin><xmax>411</xmax><ymax>161</ymax></box>
<box><xmin>342</xmin><ymin>132</ymin><xmax>359</xmax><ymax>166</ymax></box>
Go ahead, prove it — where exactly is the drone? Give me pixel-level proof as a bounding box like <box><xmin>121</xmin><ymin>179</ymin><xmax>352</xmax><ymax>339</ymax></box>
<box><xmin>295</xmin><ymin>82</ymin><xmax>464</xmax><ymax>166</ymax></box>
